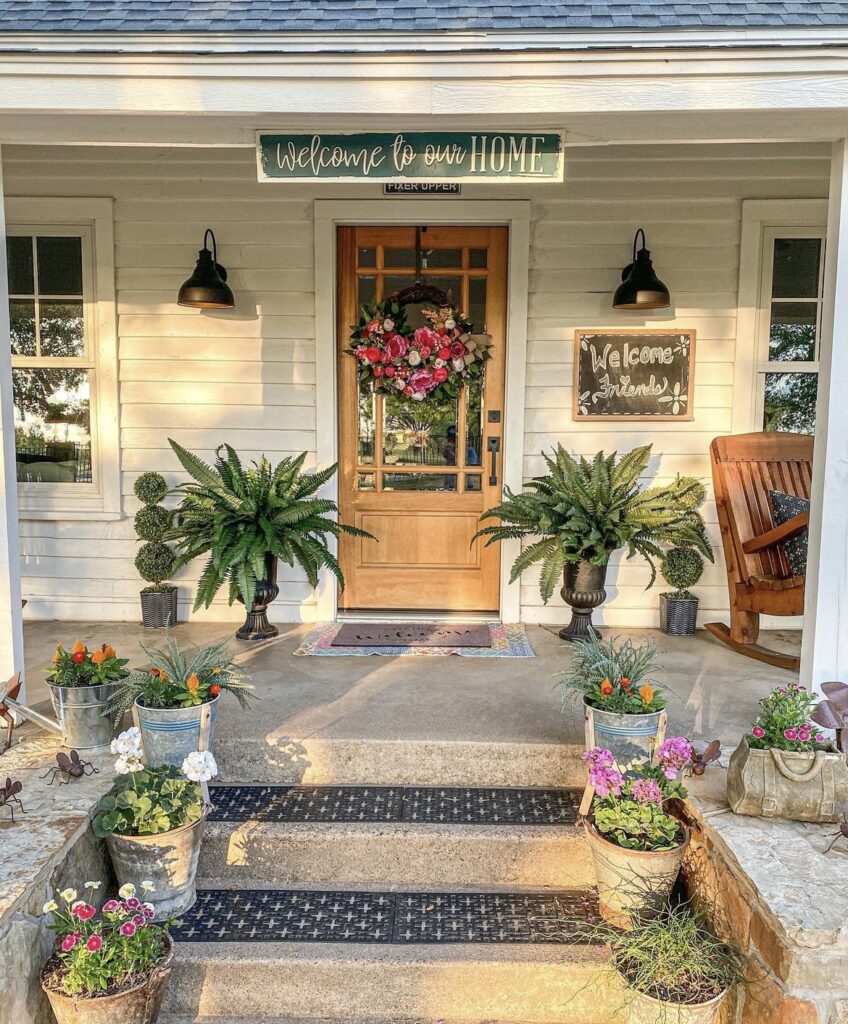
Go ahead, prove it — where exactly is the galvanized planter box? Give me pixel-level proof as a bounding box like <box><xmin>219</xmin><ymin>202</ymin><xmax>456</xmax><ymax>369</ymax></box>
<box><xmin>135</xmin><ymin>693</ymin><xmax>219</xmax><ymax>768</ymax></box>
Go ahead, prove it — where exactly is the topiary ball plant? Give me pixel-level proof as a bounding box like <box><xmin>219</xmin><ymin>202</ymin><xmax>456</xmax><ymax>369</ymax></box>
<box><xmin>133</xmin><ymin>472</ymin><xmax>178</xmax><ymax>627</ymax></box>
<box><xmin>660</xmin><ymin>546</ymin><xmax>704</xmax><ymax>600</ymax></box>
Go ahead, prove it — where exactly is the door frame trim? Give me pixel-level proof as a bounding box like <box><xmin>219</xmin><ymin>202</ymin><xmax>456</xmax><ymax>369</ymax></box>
<box><xmin>314</xmin><ymin>198</ymin><xmax>531</xmax><ymax>623</ymax></box>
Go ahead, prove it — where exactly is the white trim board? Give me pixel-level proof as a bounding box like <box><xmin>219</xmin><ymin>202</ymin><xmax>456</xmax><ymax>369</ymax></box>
<box><xmin>313</xmin><ymin>198</ymin><xmax>531</xmax><ymax>623</ymax></box>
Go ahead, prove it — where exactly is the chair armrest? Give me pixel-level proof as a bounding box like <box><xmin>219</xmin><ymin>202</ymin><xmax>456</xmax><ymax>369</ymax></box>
<box><xmin>742</xmin><ymin>512</ymin><xmax>809</xmax><ymax>555</ymax></box>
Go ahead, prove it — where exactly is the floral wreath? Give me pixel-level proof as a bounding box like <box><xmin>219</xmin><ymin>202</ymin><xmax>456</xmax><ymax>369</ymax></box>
<box><xmin>348</xmin><ymin>299</ymin><xmax>489</xmax><ymax>403</ymax></box>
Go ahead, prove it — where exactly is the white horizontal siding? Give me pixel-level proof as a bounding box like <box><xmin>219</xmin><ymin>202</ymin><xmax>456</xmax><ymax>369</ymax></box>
<box><xmin>2</xmin><ymin>141</ymin><xmax>830</xmax><ymax>626</ymax></box>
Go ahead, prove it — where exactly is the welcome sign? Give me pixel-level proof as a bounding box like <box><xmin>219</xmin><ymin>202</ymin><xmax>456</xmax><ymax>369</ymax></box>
<box><xmin>256</xmin><ymin>131</ymin><xmax>564</xmax><ymax>183</ymax></box>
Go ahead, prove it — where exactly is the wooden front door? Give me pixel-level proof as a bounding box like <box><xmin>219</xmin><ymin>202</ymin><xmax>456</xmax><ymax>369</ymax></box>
<box><xmin>337</xmin><ymin>225</ymin><xmax>508</xmax><ymax>612</ymax></box>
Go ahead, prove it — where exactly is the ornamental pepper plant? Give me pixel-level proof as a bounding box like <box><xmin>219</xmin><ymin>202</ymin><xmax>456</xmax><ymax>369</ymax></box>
<box><xmin>746</xmin><ymin>681</ymin><xmax>830</xmax><ymax>752</ymax></box>
<box><xmin>46</xmin><ymin>640</ymin><xmax>129</xmax><ymax>688</ymax></box>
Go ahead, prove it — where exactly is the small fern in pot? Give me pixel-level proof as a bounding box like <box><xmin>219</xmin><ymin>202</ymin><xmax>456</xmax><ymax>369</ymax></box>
<box><xmin>659</xmin><ymin>547</ymin><xmax>705</xmax><ymax>636</ymax></box>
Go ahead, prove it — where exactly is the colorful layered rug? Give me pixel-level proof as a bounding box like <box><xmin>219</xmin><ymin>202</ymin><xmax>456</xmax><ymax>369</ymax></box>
<box><xmin>294</xmin><ymin>622</ymin><xmax>534</xmax><ymax>658</ymax></box>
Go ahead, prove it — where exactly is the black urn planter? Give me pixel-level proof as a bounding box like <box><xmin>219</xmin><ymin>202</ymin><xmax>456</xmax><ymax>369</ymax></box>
<box><xmin>659</xmin><ymin>594</ymin><xmax>699</xmax><ymax>636</ymax></box>
<box><xmin>236</xmin><ymin>555</ymin><xmax>279</xmax><ymax>642</ymax></box>
<box><xmin>140</xmin><ymin>587</ymin><xmax>178</xmax><ymax>629</ymax></box>
<box><xmin>559</xmin><ymin>559</ymin><xmax>608</xmax><ymax>642</ymax></box>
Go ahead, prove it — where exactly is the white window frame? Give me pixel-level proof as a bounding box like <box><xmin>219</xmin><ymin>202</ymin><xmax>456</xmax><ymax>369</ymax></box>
<box><xmin>6</xmin><ymin>198</ymin><xmax>120</xmax><ymax>519</ymax></box>
<box><xmin>734</xmin><ymin>198</ymin><xmax>828</xmax><ymax>434</ymax></box>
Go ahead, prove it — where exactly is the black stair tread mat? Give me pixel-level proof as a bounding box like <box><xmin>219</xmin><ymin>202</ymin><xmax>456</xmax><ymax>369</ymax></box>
<box><xmin>173</xmin><ymin>888</ymin><xmax>602</xmax><ymax>945</ymax></box>
<box><xmin>207</xmin><ymin>785</ymin><xmax>582</xmax><ymax>825</ymax></box>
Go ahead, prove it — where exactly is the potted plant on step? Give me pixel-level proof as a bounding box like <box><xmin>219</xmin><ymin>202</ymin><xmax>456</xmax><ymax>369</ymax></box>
<box><xmin>560</xmin><ymin>633</ymin><xmax>667</xmax><ymax>763</ymax></box>
<box><xmin>93</xmin><ymin>727</ymin><xmax>217</xmax><ymax>916</ymax></box>
<box><xmin>45</xmin><ymin>640</ymin><xmax>129</xmax><ymax>750</ymax></box>
<box><xmin>40</xmin><ymin>879</ymin><xmax>174</xmax><ymax>1024</ymax></box>
<box><xmin>581</xmin><ymin>738</ymin><xmax>693</xmax><ymax>927</ymax></box>
<box><xmin>107</xmin><ymin>635</ymin><xmax>254</xmax><ymax>767</ymax></box>
<box><xmin>659</xmin><ymin>547</ymin><xmax>704</xmax><ymax>637</ymax></box>
<box><xmin>610</xmin><ymin>903</ymin><xmax>745</xmax><ymax>1024</ymax></box>
<box><xmin>474</xmin><ymin>445</ymin><xmax>712</xmax><ymax>640</ymax></box>
<box><xmin>133</xmin><ymin>473</ymin><xmax>178</xmax><ymax>629</ymax></box>
<box><xmin>166</xmin><ymin>441</ymin><xmax>371</xmax><ymax>641</ymax></box>
<box><xmin>727</xmin><ymin>681</ymin><xmax>848</xmax><ymax>822</ymax></box>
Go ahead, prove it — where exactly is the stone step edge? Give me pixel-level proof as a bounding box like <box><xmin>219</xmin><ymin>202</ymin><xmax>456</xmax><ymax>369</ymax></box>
<box><xmin>161</xmin><ymin>1017</ymin><xmax>553</xmax><ymax>1024</ymax></box>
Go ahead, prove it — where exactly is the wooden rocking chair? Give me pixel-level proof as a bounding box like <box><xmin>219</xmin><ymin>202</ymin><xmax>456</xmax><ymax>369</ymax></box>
<box><xmin>705</xmin><ymin>431</ymin><xmax>813</xmax><ymax>671</ymax></box>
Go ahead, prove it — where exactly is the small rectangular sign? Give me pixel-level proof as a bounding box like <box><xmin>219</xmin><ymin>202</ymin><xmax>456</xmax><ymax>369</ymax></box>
<box><xmin>257</xmin><ymin>131</ymin><xmax>563</xmax><ymax>183</ymax></box>
<box><xmin>384</xmin><ymin>183</ymin><xmax>461</xmax><ymax>195</ymax></box>
<box><xmin>574</xmin><ymin>329</ymin><xmax>696</xmax><ymax>421</ymax></box>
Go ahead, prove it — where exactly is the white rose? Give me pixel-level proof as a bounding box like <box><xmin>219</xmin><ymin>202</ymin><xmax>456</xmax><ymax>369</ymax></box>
<box><xmin>118</xmin><ymin>883</ymin><xmax>136</xmax><ymax>900</ymax></box>
<box><xmin>411</xmin><ymin>392</ymin><xmax>425</xmax><ymax>402</ymax></box>
<box><xmin>444</xmin><ymin>318</ymin><xmax>456</xmax><ymax>329</ymax></box>
<box><xmin>434</xmin><ymin>358</ymin><xmax>445</xmax><ymax>368</ymax></box>
<box><xmin>452</xmin><ymin>358</ymin><xmax>466</xmax><ymax>372</ymax></box>
<box><xmin>407</xmin><ymin>350</ymin><xmax>422</xmax><ymax>367</ymax></box>
<box><xmin>42</xmin><ymin>900</ymin><xmax>58</xmax><ymax>914</ymax></box>
<box><xmin>383</xmin><ymin>319</ymin><xmax>394</xmax><ymax>331</ymax></box>
<box><xmin>394</xmin><ymin>378</ymin><xmax>406</xmax><ymax>390</ymax></box>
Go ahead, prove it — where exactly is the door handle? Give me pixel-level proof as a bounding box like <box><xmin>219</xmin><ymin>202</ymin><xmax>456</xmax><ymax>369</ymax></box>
<box><xmin>487</xmin><ymin>437</ymin><xmax>501</xmax><ymax>486</ymax></box>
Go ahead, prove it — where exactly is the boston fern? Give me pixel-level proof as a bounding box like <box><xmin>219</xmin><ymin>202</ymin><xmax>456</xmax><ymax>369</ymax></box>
<box><xmin>475</xmin><ymin>444</ymin><xmax>712</xmax><ymax>602</ymax></box>
<box><xmin>167</xmin><ymin>440</ymin><xmax>370</xmax><ymax>612</ymax></box>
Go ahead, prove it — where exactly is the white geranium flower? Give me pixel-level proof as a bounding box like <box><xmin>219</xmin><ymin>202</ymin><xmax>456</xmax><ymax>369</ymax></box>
<box><xmin>444</xmin><ymin>318</ymin><xmax>456</xmax><ymax>329</ymax></box>
<box><xmin>111</xmin><ymin>727</ymin><xmax>143</xmax><ymax>757</ymax></box>
<box><xmin>182</xmin><ymin>749</ymin><xmax>219</xmax><ymax>784</ymax></box>
<box><xmin>452</xmin><ymin>358</ymin><xmax>466</xmax><ymax>372</ymax></box>
<box><xmin>407</xmin><ymin>350</ymin><xmax>422</xmax><ymax>367</ymax></box>
<box><xmin>42</xmin><ymin>900</ymin><xmax>58</xmax><ymax>915</ymax></box>
<box><xmin>118</xmin><ymin>883</ymin><xmax>136</xmax><ymax>900</ymax></box>
<box><xmin>59</xmin><ymin>888</ymin><xmax>77</xmax><ymax>904</ymax></box>
<box><xmin>382</xmin><ymin>319</ymin><xmax>394</xmax><ymax>331</ymax></box>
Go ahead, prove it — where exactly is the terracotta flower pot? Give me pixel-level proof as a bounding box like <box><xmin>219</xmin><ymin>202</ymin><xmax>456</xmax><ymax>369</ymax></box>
<box><xmin>584</xmin><ymin>819</ymin><xmax>689</xmax><ymax>928</ymax></box>
<box><xmin>42</xmin><ymin>933</ymin><xmax>173</xmax><ymax>1024</ymax></box>
<box><xmin>622</xmin><ymin>980</ymin><xmax>729</xmax><ymax>1024</ymax></box>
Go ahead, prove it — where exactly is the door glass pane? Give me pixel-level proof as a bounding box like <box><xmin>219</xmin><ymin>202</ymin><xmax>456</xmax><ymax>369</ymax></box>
<box><xmin>769</xmin><ymin>302</ymin><xmax>816</xmax><ymax>362</ymax></box>
<box><xmin>420</xmin><ymin>275</ymin><xmax>462</xmax><ymax>307</ymax></box>
<box><xmin>357</xmin><ymin>383</ymin><xmax>375</xmax><ymax>464</ymax></box>
<box><xmin>771</xmin><ymin>238</ymin><xmax>821</xmax><ymax>298</ymax></box>
<box><xmin>358</xmin><ymin>275</ymin><xmax>376</xmax><ymax>308</ymax></box>
<box><xmin>469</xmin><ymin>248</ymin><xmax>487</xmax><ymax>269</ymax></box>
<box><xmin>423</xmin><ymin>248</ymin><xmax>461</xmax><ymax>269</ymax></box>
<box><xmin>465</xmin><ymin>474</ymin><xmax>482</xmax><ymax>492</ymax></box>
<box><xmin>37</xmin><ymin>236</ymin><xmax>83</xmax><ymax>295</ymax></box>
<box><xmin>763</xmin><ymin>371</ymin><xmax>817</xmax><ymax>433</ymax></box>
<box><xmin>357</xmin><ymin>473</ymin><xmax>375</xmax><ymax>491</ymax></box>
<box><xmin>7</xmin><ymin>236</ymin><xmax>34</xmax><ymax>294</ymax></box>
<box><xmin>383</xmin><ymin>472</ymin><xmax>458</xmax><ymax>491</ymax></box>
<box><xmin>40</xmin><ymin>300</ymin><xmax>85</xmax><ymax>358</ymax></box>
<box><xmin>383</xmin><ymin>391</ymin><xmax>458</xmax><ymax>466</ymax></box>
<box><xmin>465</xmin><ymin>376</ymin><xmax>483</xmax><ymax>466</ymax></box>
<box><xmin>468</xmin><ymin>277</ymin><xmax>487</xmax><ymax>333</ymax></box>
<box><xmin>13</xmin><ymin>367</ymin><xmax>92</xmax><ymax>483</ymax></box>
<box><xmin>9</xmin><ymin>299</ymin><xmax>36</xmax><ymax>356</ymax></box>
<box><xmin>383</xmin><ymin>248</ymin><xmax>416</xmax><ymax>269</ymax></box>
<box><xmin>357</xmin><ymin>247</ymin><xmax>376</xmax><ymax>268</ymax></box>
<box><xmin>382</xmin><ymin>274</ymin><xmax>415</xmax><ymax>306</ymax></box>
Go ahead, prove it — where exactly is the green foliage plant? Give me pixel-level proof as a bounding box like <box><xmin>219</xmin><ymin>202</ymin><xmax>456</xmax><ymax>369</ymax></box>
<box><xmin>93</xmin><ymin>764</ymin><xmax>203</xmax><ymax>838</ymax></box>
<box><xmin>661</xmin><ymin>546</ymin><xmax>704</xmax><ymax>601</ymax></box>
<box><xmin>559</xmin><ymin>633</ymin><xmax>666</xmax><ymax>715</ymax></box>
<box><xmin>474</xmin><ymin>444</ymin><xmax>713</xmax><ymax>603</ymax></box>
<box><xmin>166</xmin><ymin>440</ymin><xmax>371</xmax><ymax>612</ymax></box>
<box><xmin>133</xmin><ymin>472</ymin><xmax>176</xmax><ymax>594</ymax></box>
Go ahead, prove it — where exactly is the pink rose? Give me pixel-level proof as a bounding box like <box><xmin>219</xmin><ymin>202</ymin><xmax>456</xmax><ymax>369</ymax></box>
<box><xmin>373</xmin><ymin>365</ymin><xmax>384</xmax><ymax>377</ymax></box>
<box><xmin>413</xmin><ymin>326</ymin><xmax>439</xmax><ymax>349</ymax></box>
<box><xmin>437</xmin><ymin>347</ymin><xmax>451</xmax><ymax>360</ymax></box>
<box><xmin>403</xmin><ymin>386</ymin><xmax>414</xmax><ymax>396</ymax></box>
<box><xmin>384</xmin><ymin>366</ymin><xmax>396</xmax><ymax>378</ymax></box>
<box><xmin>363</xmin><ymin>346</ymin><xmax>382</xmax><ymax>364</ymax></box>
<box><xmin>450</xmin><ymin>341</ymin><xmax>466</xmax><ymax>359</ymax></box>
<box><xmin>119</xmin><ymin>922</ymin><xmax>136</xmax><ymax>938</ymax></box>
<box><xmin>420</xmin><ymin>346</ymin><xmax>432</xmax><ymax>360</ymax></box>
<box><xmin>86</xmin><ymin>934</ymin><xmax>103</xmax><ymax>953</ymax></box>
<box><xmin>432</xmin><ymin>366</ymin><xmax>448</xmax><ymax>383</ymax></box>
<box><xmin>408</xmin><ymin>369</ymin><xmax>437</xmax><ymax>394</ymax></box>
<box><xmin>384</xmin><ymin>334</ymin><xmax>409</xmax><ymax>360</ymax></box>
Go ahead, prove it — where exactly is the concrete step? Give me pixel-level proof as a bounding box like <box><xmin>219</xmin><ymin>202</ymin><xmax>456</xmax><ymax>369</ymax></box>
<box><xmin>214</xmin><ymin>738</ymin><xmax>587</xmax><ymax>787</ymax></box>
<box><xmin>198</xmin><ymin>820</ymin><xmax>595</xmax><ymax>888</ymax></box>
<box><xmin>162</xmin><ymin>941</ymin><xmax>622</xmax><ymax>1023</ymax></box>
<box><xmin>161</xmin><ymin>1017</ymin><xmax>562</xmax><ymax>1024</ymax></box>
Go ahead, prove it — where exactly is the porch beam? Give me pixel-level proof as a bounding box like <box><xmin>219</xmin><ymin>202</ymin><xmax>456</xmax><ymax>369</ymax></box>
<box><xmin>800</xmin><ymin>137</ymin><xmax>848</xmax><ymax>693</ymax></box>
<box><xmin>0</xmin><ymin>146</ymin><xmax>26</xmax><ymax>697</ymax></box>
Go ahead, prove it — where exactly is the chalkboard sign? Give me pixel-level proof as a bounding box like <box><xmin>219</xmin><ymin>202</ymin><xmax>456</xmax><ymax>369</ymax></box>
<box><xmin>573</xmin><ymin>329</ymin><xmax>696</xmax><ymax>421</ymax></box>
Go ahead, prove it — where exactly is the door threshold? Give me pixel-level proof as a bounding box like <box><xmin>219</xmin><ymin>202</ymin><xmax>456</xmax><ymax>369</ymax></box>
<box><xmin>338</xmin><ymin>609</ymin><xmax>501</xmax><ymax>623</ymax></box>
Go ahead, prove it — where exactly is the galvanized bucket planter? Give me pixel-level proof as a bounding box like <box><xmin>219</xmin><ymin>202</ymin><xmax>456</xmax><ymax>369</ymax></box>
<box><xmin>726</xmin><ymin>737</ymin><xmax>848</xmax><ymax>823</ymax></box>
<box><xmin>136</xmin><ymin>693</ymin><xmax>218</xmax><ymax>768</ymax></box>
<box><xmin>584</xmin><ymin>819</ymin><xmax>689</xmax><ymax>929</ymax></box>
<box><xmin>42</xmin><ymin>933</ymin><xmax>173</xmax><ymax>1024</ymax></box>
<box><xmin>622</xmin><ymin>980</ymin><xmax>729</xmax><ymax>1024</ymax></box>
<box><xmin>106</xmin><ymin>815</ymin><xmax>206</xmax><ymax>917</ymax></box>
<box><xmin>46</xmin><ymin>681</ymin><xmax>116</xmax><ymax>750</ymax></box>
<box><xmin>584</xmin><ymin>697</ymin><xmax>667</xmax><ymax>764</ymax></box>
<box><xmin>659</xmin><ymin>595</ymin><xmax>699</xmax><ymax>636</ymax></box>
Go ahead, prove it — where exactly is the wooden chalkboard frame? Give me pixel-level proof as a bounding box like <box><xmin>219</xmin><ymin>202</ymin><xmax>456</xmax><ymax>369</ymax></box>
<box><xmin>572</xmin><ymin>328</ymin><xmax>696</xmax><ymax>422</ymax></box>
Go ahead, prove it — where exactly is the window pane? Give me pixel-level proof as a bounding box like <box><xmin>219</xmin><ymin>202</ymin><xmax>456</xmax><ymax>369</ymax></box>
<box><xmin>423</xmin><ymin>248</ymin><xmax>461</xmax><ymax>269</ymax></box>
<box><xmin>466</xmin><ymin>375</ymin><xmax>483</xmax><ymax>466</ymax></box>
<box><xmin>7</xmin><ymin>236</ymin><xmax>34</xmax><ymax>294</ymax></box>
<box><xmin>768</xmin><ymin>302</ymin><xmax>816</xmax><ymax>362</ymax></box>
<box><xmin>421</xmin><ymin>275</ymin><xmax>462</xmax><ymax>308</ymax></box>
<box><xmin>357</xmin><ymin>248</ymin><xmax>376</xmax><ymax>268</ymax></box>
<box><xmin>358</xmin><ymin>383</ymin><xmax>375</xmax><ymax>465</ymax></box>
<box><xmin>9</xmin><ymin>299</ymin><xmax>36</xmax><ymax>356</ymax></box>
<box><xmin>468</xmin><ymin>276</ymin><xmax>487</xmax><ymax>334</ymax></box>
<box><xmin>40</xmin><ymin>300</ymin><xmax>85</xmax><ymax>358</ymax></box>
<box><xmin>37</xmin><ymin>236</ymin><xmax>83</xmax><ymax>295</ymax></box>
<box><xmin>763</xmin><ymin>371</ymin><xmax>817</xmax><ymax>434</ymax></box>
<box><xmin>469</xmin><ymin>248</ymin><xmax>487</xmax><ymax>269</ymax></box>
<box><xmin>382</xmin><ymin>274</ymin><xmax>415</xmax><ymax>306</ymax></box>
<box><xmin>13</xmin><ymin>367</ymin><xmax>91</xmax><ymax>483</ymax></box>
<box><xmin>771</xmin><ymin>238</ymin><xmax>821</xmax><ymax>299</ymax></box>
<box><xmin>383</xmin><ymin>390</ymin><xmax>457</xmax><ymax>466</ymax></box>
<box><xmin>383</xmin><ymin>472</ymin><xmax>458</xmax><ymax>491</ymax></box>
<box><xmin>383</xmin><ymin>248</ymin><xmax>416</xmax><ymax>269</ymax></box>
<box><xmin>357</xmin><ymin>274</ymin><xmax>376</xmax><ymax>309</ymax></box>
<box><xmin>465</xmin><ymin>474</ymin><xmax>482</xmax><ymax>492</ymax></box>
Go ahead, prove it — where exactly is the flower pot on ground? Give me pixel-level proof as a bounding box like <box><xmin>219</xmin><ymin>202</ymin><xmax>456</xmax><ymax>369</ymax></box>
<box><xmin>40</xmin><ymin>881</ymin><xmax>174</xmax><ymax>1024</ymax></box>
<box><xmin>581</xmin><ymin>739</ymin><xmax>693</xmax><ymax>927</ymax></box>
<box><xmin>133</xmin><ymin>472</ymin><xmax>178</xmax><ymax>629</ymax></box>
<box><xmin>93</xmin><ymin>729</ymin><xmax>218</xmax><ymax>916</ymax></box>
<box><xmin>473</xmin><ymin>445</ymin><xmax>713</xmax><ymax>636</ymax></box>
<box><xmin>560</xmin><ymin>634</ymin><xmax>667</xmax><ymax>763</ymax></box>
<box><xmin>45</xmin><ymin>640</ymin><xmax>129</xmax><ymax>749</ymax></box>
<box><xmin>107</xmin><ymin>635</ymin><xmax>254</xmax><ymax>767</ymax></box>
<box><xmin>659</xmin><ymin>547</ymin><xmax>704</xmax><ymax>637</ymax></box>
<box><xmin>727</xmin><ymin>681</ymin><xmax>848</xmax><ymax>822</ymax></box>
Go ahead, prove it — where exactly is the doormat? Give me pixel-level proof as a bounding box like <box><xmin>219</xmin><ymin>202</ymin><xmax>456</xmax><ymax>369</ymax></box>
<box><xmin>293</xmin><ymin>622</ymin><xmax>534</xmax><ymax>658</ymax></box>
<box><xmin>173</xmin><ymin>887</ymin><xmax>599</xmax><ymax>944</ymax></box>
<box><xmin>332</xmin><ymin>622</ymin><xmax>491</xmax><ymax>648</ymax></box>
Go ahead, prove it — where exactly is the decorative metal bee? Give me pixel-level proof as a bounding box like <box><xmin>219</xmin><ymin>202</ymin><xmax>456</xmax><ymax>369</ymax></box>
<box><xmin>687</xmin><ymin>739</ymin><xmax>723</xmax><ymax>777</ymax></box>
<box><xmin>41</xmin><ymin>750</ymin><xmax>99</xmax><ymax>786</ymax></box>
<box><xmin>0</xmin><ymin>777</ymin><xmax>23</xmax><ymax>823</ymax></box>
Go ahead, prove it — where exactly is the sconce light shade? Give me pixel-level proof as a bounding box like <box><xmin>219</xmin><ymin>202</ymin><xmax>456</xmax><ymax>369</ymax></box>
<box><xmin>177</xmin><ymin>228</ymin><xmax>234</xmax><ymax>308</ymax></box>
<box><xmin>612</xmin><ymin>228</ymin><xmax>671</xmax><ymax>310</ymax></box>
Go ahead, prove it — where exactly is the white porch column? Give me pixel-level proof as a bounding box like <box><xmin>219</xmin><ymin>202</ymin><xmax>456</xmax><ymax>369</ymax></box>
<box><xmin>800</xmin><ymin>138</ymin><xmax>848</xmax><ymax>694</ymax></box>
<box><xmin>0</xmin><ymin>146</ymin><xmax>25</xmax><ymax>695</ymax></box>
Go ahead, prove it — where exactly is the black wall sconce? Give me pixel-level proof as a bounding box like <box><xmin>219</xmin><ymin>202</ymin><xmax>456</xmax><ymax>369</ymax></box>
<box><xmin>177</xmin><ymin>228</ymin><xmax>235</xmax><ymax>309</ymax></box>
<box><xmin>612</xmin><ymin>228</ymin><xmax>671</xmax><ymax>310</ymax></box>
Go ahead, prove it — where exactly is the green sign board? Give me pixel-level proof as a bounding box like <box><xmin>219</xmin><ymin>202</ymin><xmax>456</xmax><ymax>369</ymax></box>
<box><xmin>256</xmin><ymin>131</ymin><xmax>564</xmax><ymax>183</ymax></box>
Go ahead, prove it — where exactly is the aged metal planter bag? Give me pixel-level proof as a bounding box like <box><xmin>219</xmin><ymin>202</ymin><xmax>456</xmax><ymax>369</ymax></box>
<box><xmin>727</xmin><ymin>738</ymin><xmax>848</xmax><ymax>822</ymax></box>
